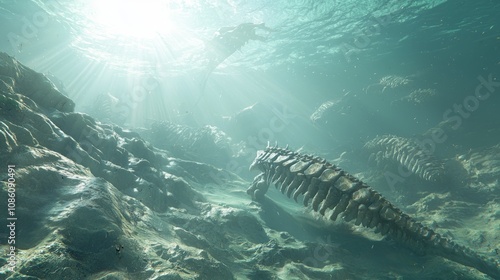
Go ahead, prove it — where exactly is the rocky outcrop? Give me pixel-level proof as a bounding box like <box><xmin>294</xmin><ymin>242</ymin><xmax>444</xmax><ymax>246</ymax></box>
<box><xmin>0</xmin><ymin>53</ymin><xmax>240</xmax><ymax>279</ymax></box>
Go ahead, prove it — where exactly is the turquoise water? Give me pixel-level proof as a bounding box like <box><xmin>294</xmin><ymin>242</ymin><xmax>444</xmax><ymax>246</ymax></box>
<box><xmin>1</xmin><ymin>1</ymin><xmax>500</xmax><ymax>278</ymax></box>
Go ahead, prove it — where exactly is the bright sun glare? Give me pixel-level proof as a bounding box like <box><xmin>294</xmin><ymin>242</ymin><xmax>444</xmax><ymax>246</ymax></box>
<box><xmin>89</xmin><ymin>0</ymin><xmax>176</xmax><ymax>39</ymax></box>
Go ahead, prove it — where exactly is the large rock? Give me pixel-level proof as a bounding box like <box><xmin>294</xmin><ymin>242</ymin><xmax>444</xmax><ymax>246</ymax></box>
<box><xmin>0</xmin><ymin>52</ymin><xmax>74</xmax><ymax>112</ymax></box>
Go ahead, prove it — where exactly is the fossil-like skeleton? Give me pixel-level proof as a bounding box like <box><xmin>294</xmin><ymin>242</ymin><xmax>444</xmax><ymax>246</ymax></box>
<box><xmin>247</xmin><ymin>145</ymin><xmax>500</xmax><ymax>279</ymax></box>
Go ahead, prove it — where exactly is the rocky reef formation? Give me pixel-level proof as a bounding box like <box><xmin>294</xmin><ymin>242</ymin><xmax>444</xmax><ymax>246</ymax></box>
<box><xmin>247</xmin><ymin>145</ymin><xmax>500</xmax><ymax>279</ymax></box>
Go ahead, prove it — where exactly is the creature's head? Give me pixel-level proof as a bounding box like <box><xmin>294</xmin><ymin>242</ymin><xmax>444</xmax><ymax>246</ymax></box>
<box><xmin>249</xmin><ymin>150</ymin><xmax>265</xmax><ymax>171</ymax></box>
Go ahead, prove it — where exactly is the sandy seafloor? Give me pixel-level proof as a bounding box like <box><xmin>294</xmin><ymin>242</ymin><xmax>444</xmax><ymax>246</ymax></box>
<box><xmin>0</xmin><ymin>52</ymin><xmax>499</xmax><ymax>279</ymax></box>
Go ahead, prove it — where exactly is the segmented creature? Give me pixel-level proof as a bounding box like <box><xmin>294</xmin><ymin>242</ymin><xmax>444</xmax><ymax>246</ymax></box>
<box><xmin>365</xmin><ymin>75</ymin><xmax>412</xmax><ymax>94</ymax></box>
<box><xmin>247</xmin><ymin>145</ymin><xmax>500</xmax><ymax>279</ymax></box>
<box><xmin>364</xmin><ymin>135</ymin><xmax>445</xmax><ymax>182</ymax></box>
<box><xmin>310</xmin><ymin>100</ymin><xmax>338</xmax><ymax>123</ymax></box>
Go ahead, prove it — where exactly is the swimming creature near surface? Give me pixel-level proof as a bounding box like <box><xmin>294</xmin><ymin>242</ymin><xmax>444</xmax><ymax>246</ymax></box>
<box><xmin>247</xmin><ymin>144</ymin><xmax>500</xmax><ymax>279</ymax></box>
<box><xmin>195</xmin><ymin>23</ymin><xmax>273</xmax><ymax>105</ymax></box>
